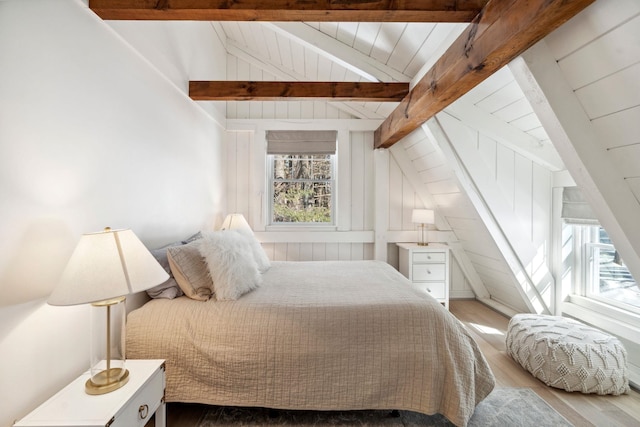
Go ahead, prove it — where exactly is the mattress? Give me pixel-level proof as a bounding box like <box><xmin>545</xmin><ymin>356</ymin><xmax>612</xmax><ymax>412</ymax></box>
<box><xmin>126</xmin><ymin>260</ymin><xmax>495</xmax><ymax>426</ymax></box>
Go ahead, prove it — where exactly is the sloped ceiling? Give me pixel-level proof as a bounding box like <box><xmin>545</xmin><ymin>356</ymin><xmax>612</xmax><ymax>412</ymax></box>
<box><xmin>90</xmin><ymin>0</ymin><xmax>594</xmax><ymax>149</ymax></box>
<box><xmin>97</xmin><ymin>1</ymin><xmax>640</xmax><ymax>315</ymax></box>
<box><xmin>218</xmin><ymin>21</ymin><xmax>466</xmax><ymax>119</ymax></box>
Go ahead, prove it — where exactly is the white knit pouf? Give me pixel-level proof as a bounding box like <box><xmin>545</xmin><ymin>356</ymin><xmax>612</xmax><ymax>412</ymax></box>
<box><xmin>506</xmin><ymin>314</ymin><xmax>629</xmax><ymax>395</ymax></box>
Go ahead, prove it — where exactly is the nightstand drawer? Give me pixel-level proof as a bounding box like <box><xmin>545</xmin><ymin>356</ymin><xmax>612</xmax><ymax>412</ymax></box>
<box><xmin>412</xmin><ymin>263</ymin><xmax>446</xmax><ymax>281</ymax></box>
<box><xmin>113</xmin><ymin>365</ymin><xmax>164</xmax><ymax>427</ymax></box>
<box><xmin>415</xmin><ymin>282</ymin><xmax>446</xmax><ymax>299</ymax></box>
<box><xmin>413</xmin><ymin>252</ymin><xmax>446</xmax><ymax>264</ymax></box>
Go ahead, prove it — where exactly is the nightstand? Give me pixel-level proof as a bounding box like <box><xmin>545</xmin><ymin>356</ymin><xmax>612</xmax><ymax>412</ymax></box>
<box><xmin>397</xmin><ymin>243</ymin><xmax>450</xmax><ymax>309</ymax></box>
<box><xmin>14</xmin><ymin>359</ymin><xmax>166</xmax><ymax>427</ymax></box>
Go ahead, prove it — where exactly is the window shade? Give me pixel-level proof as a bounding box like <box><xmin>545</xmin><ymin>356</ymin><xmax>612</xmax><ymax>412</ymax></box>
<box><xmin>561</xmin><ymin>186</ymin><xmax>599</xmax><ymax>225</ymax></box>
<box><xmin>266</xmin><ymin>130</ymin><xmax>337</xmax><ymax>155</ymax></box>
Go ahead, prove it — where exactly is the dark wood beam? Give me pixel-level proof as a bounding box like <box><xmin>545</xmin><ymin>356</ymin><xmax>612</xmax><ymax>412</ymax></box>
<box><xmin>88</xmin><ymin>0</ymin><xmax>487</xmax><ymax>22</ymax></box>
<box><xmin>189</xmin><ymin>81</ymin><xmax>409</xmax><ymax>102</ymax></box>
<box><xmin>374</xmin><ymin>0</ymin><xmax>594</xmax><ymax>149</ymax></box>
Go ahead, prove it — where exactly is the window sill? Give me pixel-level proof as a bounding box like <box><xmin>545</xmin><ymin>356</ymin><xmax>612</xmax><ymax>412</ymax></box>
<box><xmin>565</xmin><ymin>294</ymin><xmax>640</xmax><ymax>327</ymax></box>
<box><xmin>253</xmin><ymin>230</ymin><xmax>374</xmax><ymax>244</ymax></box>
<box><xmin>563</xmin><ymin>295</ymin><xmax>640</xmax><ymax>388</ymax></box>
<box><xmin>563</xmin><ymin>295</ymin><xmax>640</xmax><ymax>357</ymax></box>
<box><xmin>265</xmin><ymin>225</ymin><xmax>337</xmax><ymax>232</ymax></box>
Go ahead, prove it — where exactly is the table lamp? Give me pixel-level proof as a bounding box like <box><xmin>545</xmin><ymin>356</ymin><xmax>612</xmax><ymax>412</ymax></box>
<box><xmin>48</xmin><ymin>227</ymin><xmax>169</xmax><ymax>395</ymax></box>
<box><xmin>220</xmin><ymin>213</ymin><xmax>253</xmax><ymax>233</ymax></box>
<box><xmin>411</xmin><ymin>209</ymin><xmax>435</xmax><ymax>246</ymax></box>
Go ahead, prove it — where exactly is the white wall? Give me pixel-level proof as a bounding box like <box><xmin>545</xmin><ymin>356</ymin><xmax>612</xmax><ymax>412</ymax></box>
<box><xmin>107</xmin><ymin>20</ymin><xmax>228</xmax><ymax>125</ymax></box>
<box><xmin>224</xmin><ymin>120</ymin><xmax>475</xmax><ymax>300</ymax></box>
<box><xmin>390</xmin><ymin>127</ymin><xmax>497</xmax><ymax>304</ymax></box>
<box><xmin>224</xmin><ymin>127</ymin><xmax>377</xmax><ymax>261</ymax></box>
<box><xmin>0</xmin><ymin>1</ymin><xmax>226</xmax><ymax>425</ymax></box>
<box><xmin>433</xmin><ymin>112</ymin><xmax>554</xmax><ymax>313</ymax></box>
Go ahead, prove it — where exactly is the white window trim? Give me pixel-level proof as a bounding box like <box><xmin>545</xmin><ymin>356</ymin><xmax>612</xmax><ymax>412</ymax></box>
<box><xmin>266</xmin><ymin>153</ymin><xmax>337</xmax><ymax>227</ymax></box>
<box><xmin>245</xmin><ymin>125</ymin><xmax>351</xmax><ymax>233</ymax></box>
<box><xmin>585</xmin><ymin>241</ymin><xmax>640</xmax><ymax>314</ymax></box>
<box><xmin>565</xmin><ymin>294</ymin><xmax>640</xmax><ymax>334</ymax></box>
<box><xmin>571</xmin><ymin>225</ymin><xmax>640</xmax><ymax>316</ymax></box>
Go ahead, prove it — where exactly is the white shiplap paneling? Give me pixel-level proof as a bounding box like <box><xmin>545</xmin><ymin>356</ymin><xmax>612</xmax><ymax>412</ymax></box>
<box><xmin>538</xmin><ymin>0</ymin><xmax>640</xmax><ymax>274</ymax></box>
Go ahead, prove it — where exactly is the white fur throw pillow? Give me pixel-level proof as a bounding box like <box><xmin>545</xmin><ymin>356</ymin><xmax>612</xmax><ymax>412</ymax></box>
<box><xmin>234</xmin><ymin>228</ymin><xmax>271</xmax><ymax>273</ymax></box>
<box><xmin>199</xmin><ymin>231</ymin><xmax>262</xmax><ymax>301</ymax></box>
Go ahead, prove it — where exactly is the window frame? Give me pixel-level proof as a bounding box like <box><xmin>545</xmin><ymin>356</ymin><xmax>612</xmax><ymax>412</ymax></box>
<box><xmin>574</xmin><ymin>225</ymin><xmax>640</xmax><ymax>315</ymax></box>
<box><xmin>266</xmin><ymin>153</ymin><xmax>337</xmax><ymax>228</ymax></box>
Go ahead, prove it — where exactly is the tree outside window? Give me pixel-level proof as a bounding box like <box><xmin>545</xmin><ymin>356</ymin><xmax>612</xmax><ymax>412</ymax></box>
<box><xmin>266</xmin><ymin>130</ymin><xmax>337</xmax><ymax>226</ymax></box>
<box><xmin>270</xmin><ymin>154</ymin><xmax>334</xmax><ymax>224</ymax></box>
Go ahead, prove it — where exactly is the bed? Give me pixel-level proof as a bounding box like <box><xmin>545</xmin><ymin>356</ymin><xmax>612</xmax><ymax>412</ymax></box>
<box><xmin>127</xmin><ymin>258</ymin><xmax>495</xmax><ymax>426</ymax></box>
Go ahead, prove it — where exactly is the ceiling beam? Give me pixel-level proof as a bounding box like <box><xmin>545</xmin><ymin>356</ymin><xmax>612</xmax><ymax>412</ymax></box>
<box><xmin>88</xmin><ymin>0</ymin><xmax>486</xmax><ymax>22</ymax></box>
<box><xmin>373</xmin><ymin>0</ymin><xmax>595</xmax><ymax>149</ymax></box>
<box><xmin>189</xmin><ymin>81</ymin><xmax>409</xmax><ymax>102</ymax></box>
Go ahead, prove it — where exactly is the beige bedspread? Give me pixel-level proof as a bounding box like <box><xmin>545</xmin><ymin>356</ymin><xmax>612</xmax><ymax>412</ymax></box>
<box><xmin>127</xmin><ymin>260</ymin><xmax>494</xmax><ymax>426</ymax></box>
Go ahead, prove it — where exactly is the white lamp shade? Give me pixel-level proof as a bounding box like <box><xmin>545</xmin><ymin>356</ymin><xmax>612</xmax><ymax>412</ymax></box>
<box><xmin>48</xmin><ymin>228</ymin><xmax>169</xmax><ymax>306</ymax></box>
<box><xmin>219</xmin><ymin>213</ymin><xmax>253</xmax><ymax>234</ymax></box>
<box><xmin>411</xmin><ymin>209</ymin><xmax>435</xmax><ymax>225</ymax></box>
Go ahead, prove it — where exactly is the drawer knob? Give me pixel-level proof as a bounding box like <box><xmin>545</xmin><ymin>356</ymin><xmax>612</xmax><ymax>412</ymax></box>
<box><xmin>139</xmin><ymin>404</ymin><xmax>149</xmax><ymax>420</ymax></box>
<box><xmin>426</xmin><ymin>288</ymin><xmax>431</xmax><ymax>293</ymax></box>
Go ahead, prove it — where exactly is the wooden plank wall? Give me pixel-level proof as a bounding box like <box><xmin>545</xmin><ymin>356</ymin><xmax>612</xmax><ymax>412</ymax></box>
<box><xmin>224</xmin><ymin>129</ymin><xmax>409</xmax><ymax>261</ymax></box>
<box><xmin>398</xmin><ymin>123</ymin><xmax>531</xmax><ymax>310</ymax></box>
<box><xmin>225</xmin><ymin>130</ymin><xmax>376</xmax><ymax>261</ymax></box>
<box><xmin>436</xmin><ymin>112</ymin><xmax>554</xmax><ymax>312</ymax></box>
<box><xmin>545</xmin><ymin>0</ymin><xmax>640</xmax><ymax>187</ymax></box>
<box><xmin>224</xmin><ymin>125</ymin><xmax>476</xmax><ymax>297</ymax></box>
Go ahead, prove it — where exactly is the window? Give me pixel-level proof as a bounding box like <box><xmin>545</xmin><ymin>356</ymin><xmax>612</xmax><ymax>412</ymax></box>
<box><xmin>582</xmin><ymin>226</ymin><xmax>640</xmax><ymax>311</ymax></box>
<box><xmin>266</xmin><ymin>130</ymin><xmax>336</xmax><ymax>226</ymax></box>
<box><xmin>562</xmin><ymin>186</ymin><xmax>640</xmax><ymax>313</ymax></box>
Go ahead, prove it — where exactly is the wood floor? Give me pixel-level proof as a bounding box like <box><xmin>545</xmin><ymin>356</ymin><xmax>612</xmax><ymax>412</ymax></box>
<box><xmin>148</xmin><ymin>300</ymin><xmax>640</xmax><ymax>426</ymax></box>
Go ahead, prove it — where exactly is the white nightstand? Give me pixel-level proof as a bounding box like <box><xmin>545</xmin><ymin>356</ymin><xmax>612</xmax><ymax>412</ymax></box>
<box><xmin>14</xmin><ymin>359</ymin><xmax>166</xmax><ymax>427</ymax></box>
<box><xmin>397</xmin><ymin>243</ymin><xmax>450</xmax><ymax>309</ymax></box>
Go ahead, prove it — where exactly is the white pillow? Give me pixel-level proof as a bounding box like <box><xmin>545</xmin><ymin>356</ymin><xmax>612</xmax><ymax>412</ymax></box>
<box><xmin>199</xmin><ymin>231</ymin><xmax>262</xmax><ymax>301</ymax></box>
<box><xmin>233</xmin><ymin>229</ymin><xmax>271</xmax><ymax>273</ymax></box>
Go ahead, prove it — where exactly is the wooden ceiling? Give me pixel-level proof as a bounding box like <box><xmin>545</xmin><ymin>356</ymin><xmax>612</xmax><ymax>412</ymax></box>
<box><xmin>88</xmin><ymin>0</ymin><xmax>594</xmax><ymax>149</ymax></box>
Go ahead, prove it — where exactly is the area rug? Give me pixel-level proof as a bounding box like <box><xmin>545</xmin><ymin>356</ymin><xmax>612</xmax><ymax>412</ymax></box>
<box><xmin>197</xmin><ymin>387</ymin><xmax>573</xmax><ymax>426</ymax></box>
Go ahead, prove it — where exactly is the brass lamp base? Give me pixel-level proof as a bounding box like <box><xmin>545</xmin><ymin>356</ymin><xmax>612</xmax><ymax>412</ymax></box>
<box><xmin>85</xmin><ymin>367</ymin><xmax>130</xmax><ymax>395</ymax></box>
